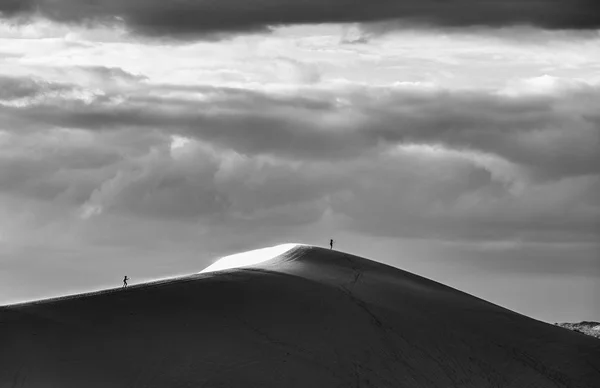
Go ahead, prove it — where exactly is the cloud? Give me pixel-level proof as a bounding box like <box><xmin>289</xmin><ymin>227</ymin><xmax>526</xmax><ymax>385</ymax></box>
<box><xmin>331</xmin><ymin>153</ymin><xmax>600</xmax><ymax>242</ymax></box>
<box><xmin>0</xmin><ymin>75</ymin><xmax>72</xmax><ymax>101</ymax></box>
<box><xmin>0</xmin><ymin>128</ymin><xmax>125</xmax><ymax>205</ymax></box>
<box><xmin>72</xmin><ymin>66</ymin><xmax>148</xmax><ymax>85</ymax></box>
<box><xmin>0</xmin><ymin>52</ymin><xmax>22</xmax><ymax>59</ymax></box>
<box><xmin>270</xmin><ymin>57</ymin><xmax>322</xmax><ymax>85</ymax></box>
<box><xmin>1</xmin><ymin>0</ymin><xmax>599</xmax><ymax>39</ymax></box>
<box><xmin>347</xmin><ymin>20</ymin><xmax>600</xmax><ymax>44</ymax></box>
<box><xmin>3</xmin><ymin>80</ymin><xmax>599</xmax><ymax>180</ymax></box>
<box><xmin>0</xmin><ymin>75</ymin><xmax>599</xmax><ymax>246</ymax></box>
<box><xmin>79</xmin><ymin>139</ymin><xmax>227</xmax><ymax>221</ymax></box>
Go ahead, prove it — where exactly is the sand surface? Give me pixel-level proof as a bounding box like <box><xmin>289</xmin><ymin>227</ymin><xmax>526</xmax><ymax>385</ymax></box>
<box><xmin>1</xmin><ymin>245</ymin><xmax>599</xmax><ymax>387</ymax></box>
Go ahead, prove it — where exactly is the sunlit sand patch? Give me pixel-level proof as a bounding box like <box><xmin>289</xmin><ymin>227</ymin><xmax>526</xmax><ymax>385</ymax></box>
<box><xmin>200</xmin><ymin>243</ymin><xmax>302</xmax><ymax>273</ymax></box>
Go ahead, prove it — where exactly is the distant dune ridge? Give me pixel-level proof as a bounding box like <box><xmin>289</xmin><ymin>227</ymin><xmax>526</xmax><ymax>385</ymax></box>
<box><xmin>1</xmin><ymin>244</ymin><xmax>599</xmax><ymax>387</ymax></box>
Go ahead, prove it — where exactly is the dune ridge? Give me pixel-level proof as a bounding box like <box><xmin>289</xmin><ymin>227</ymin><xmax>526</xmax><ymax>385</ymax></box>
<box><xmin>1</xmin><ymin>245</ymin><xmax>599</xmax><ymax>387</ymax></box>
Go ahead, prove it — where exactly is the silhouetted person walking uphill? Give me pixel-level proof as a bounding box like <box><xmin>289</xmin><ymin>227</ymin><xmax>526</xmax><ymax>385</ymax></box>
<box><xmin>123</xmin><ymin>275</ymin><xmax>129</xmax><ymax>288</ymax></box>
<box><xmin>330</xmin><ymin>239</ymin><xmax>334</xmax><ymax>250</ymax></box>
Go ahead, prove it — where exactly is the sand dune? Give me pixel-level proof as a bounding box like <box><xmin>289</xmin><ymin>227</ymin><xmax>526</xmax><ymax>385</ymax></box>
<box><xmin>1</xmin><ymin>245</ymin><xmax>599</xmax><ymax>387</ymax></box>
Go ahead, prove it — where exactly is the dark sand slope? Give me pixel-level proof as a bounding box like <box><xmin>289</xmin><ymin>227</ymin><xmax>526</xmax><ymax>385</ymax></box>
<box><xmin>1</xmin><ymin>245</ymin><xmax>599</xmax><ymax>388</ymax></box>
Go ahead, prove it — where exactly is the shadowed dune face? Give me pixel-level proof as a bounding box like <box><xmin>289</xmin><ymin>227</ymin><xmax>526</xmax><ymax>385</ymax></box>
<box><xmin>1</xmin><ymin>245</ymin><xmax>599</xmax><ymax>388</ymax></box>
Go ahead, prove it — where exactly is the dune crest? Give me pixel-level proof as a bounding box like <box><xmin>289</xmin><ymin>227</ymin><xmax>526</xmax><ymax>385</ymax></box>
<box><xmin>200</xmin><ymin>243</ymin><xmax>302</xmax><ymax>273</ymax></box>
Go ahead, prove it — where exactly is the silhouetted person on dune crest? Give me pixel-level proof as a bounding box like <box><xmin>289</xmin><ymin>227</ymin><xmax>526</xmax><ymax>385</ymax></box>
<box><xmin>330</xmin><ymin>239</ymin><xmax>334</xmax><ymax>250</ymax></box>
<box><xmin>123</xmin><ymin>276</ymin><xmax>129</xmax><ymax>288</ymax></box>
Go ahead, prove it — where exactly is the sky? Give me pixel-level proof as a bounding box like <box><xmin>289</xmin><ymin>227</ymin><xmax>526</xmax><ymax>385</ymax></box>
<box><xmin>0</xmin><ymin>0</ymin><xmax>599</xmax><ymax>323</ymax></box>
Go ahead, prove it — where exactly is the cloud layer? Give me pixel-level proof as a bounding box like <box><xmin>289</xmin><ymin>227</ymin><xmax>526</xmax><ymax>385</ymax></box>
<box><xmin>1</xmin><ymin>70</ymin><xmax>598</xmax><ymax>246</ymax></box>
<box><xmin>1</xmin><ymin>0</ymin><xmax>599</xmax><ymax>38</ymax></box>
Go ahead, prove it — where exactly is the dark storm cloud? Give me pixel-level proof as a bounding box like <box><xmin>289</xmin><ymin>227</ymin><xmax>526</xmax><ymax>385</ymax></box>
<box><xmin>1</xmin><ymin>0</ymin><xmax>599</xmax><ymax>38</ymax></box>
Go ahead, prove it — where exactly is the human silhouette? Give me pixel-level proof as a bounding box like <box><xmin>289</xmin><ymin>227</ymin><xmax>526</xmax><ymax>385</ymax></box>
<box><xmin>330</xmin><ymin>239</ymin><xmax>334</xmax><ymax>250</ymax></box>
<box><xmin>123</xmin><ymin>275</ymin><xmax>129</xmax><ymax>288</ymax></box>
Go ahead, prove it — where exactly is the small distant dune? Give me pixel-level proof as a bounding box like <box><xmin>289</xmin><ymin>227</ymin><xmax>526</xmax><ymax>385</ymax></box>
<box><xmin>556</xmin><ymin>322</ymin><xmax>600</xmax><ymax>340</ymax></box>
<box><xmin>1</xmin><ymin>244</ymin><xmax>599</xmax><ymax>387</ymax></box>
